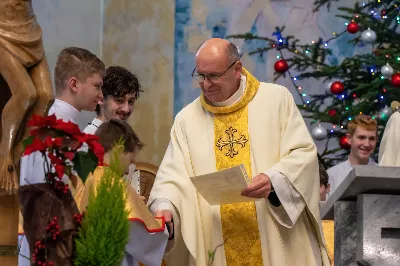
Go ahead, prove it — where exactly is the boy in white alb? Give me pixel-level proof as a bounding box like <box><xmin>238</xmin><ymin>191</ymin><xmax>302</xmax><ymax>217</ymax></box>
<box><xmin>327</xmin><ymin>114</ymin><xmax>377</xmax><ymax>198</ymax></box>
<box><xmin>18</xmin><ymin>47</ymin><xmax>105</xmax><ymax>265</ymax></box>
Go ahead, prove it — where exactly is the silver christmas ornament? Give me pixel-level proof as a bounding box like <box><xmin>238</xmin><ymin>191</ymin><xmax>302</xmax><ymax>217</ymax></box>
<box><xmin>311</xmin><ymin>124</ymin><xmax>328</xmax><ymax>141</ymax></box>
<box><xmin>379</xmin><ymin>105</ymin><xmax>392</xmax><ymax>120</ymax></box>
<box><xmin>381</xmin><ymin>63</ymin><xmax>394</xmax><ymax>78</ymax></box>
<box><xmin>361</xmin><ymin>28</ymin><xmax>377</xmax><ymax>44</ymax></box>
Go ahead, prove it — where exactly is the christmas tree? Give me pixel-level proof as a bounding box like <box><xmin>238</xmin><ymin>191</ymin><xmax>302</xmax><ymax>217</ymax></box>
<box><xmin>230</xmin><ymin>0</ymin><xmax>400</xmax><ymax>168</ymax></box>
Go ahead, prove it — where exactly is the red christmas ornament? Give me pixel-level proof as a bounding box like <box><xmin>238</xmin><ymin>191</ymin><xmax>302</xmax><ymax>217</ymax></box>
<box><xmin>328</xmin><ymin>109</ymin><xmax>337</xmax><ymax>116</ymax></box>
<box><xmin>381</xmin><ymin>10</ymin><xmax>386</xmax><ymax>16</ymax></box>
<box><xmin>330</xmin><ymin>81</ymin><xmax>345</xmax><ymax>95</ymax></box>
<box><xmin>339</xmin><ymin>135</ymin><xmax>351</xmax><ymax>150</ymax></box>
<box><xmin>347</xmin><ymin>21</ymin><xmax>359</xmax><ymax>34</ymax></box>
<box><xmin>274</xmin><ymin>59</ymin><xmax>289</xmax><ymax>73</ymax></box>
<box><xmin>391</xmin><ymin>73</ymin><xmax>400</xmax><ymax>87</ymax></box>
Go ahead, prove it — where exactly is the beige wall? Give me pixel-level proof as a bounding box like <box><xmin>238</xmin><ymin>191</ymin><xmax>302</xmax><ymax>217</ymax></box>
<box><xmin>34</xmin><ymin>0</ymin><xmax>175</xmax><ymax>166</ymax></box>
<box><xmin>102</xmin><ymin>0</ymin><xmax>175</xmax><ymax>166</ymax></box>
<box><xmin>33</xmin><ymin>0</ymin><xmax>102</xmax><ymax>131</ymax></box>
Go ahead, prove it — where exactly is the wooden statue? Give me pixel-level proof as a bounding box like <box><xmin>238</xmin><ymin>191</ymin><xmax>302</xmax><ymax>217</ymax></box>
<box><xmin>0</xmin><ymin>0</ymin><xmax>54</xmax><ymax>264</ymax></box>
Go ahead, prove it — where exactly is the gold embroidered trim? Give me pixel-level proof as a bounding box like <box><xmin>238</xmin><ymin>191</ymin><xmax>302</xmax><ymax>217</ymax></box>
<box><xmin>214</xmin><ymin>96</ymin><xmax>263</xmax><ymax>265</ymax></box>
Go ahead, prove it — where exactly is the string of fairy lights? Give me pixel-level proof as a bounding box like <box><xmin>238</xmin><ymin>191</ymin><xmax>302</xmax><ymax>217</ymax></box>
<box><xmin>269</xmin><ymin>1</ymin><xmax>400</xmax><ymax>131</ymax></box>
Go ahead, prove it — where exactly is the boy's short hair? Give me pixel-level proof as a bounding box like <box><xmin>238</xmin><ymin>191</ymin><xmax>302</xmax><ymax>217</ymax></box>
<box><xmin>95</xmin><ymin>119</ymin><xmax>144</xmax><ymax>153</ymax></box>
<box><xmin>54</xmin><ymin>47</ymin><xmax>105</xmax><ymax>95</ymax></box>
<box><xmin>319</xmin><ymin>159</ymin><xmax>329</xmax><ymax>186</ymax></box>
<box><xmin>95</xmin><ymin>66</ymin><xmax>143</xmax><ymax>115</ymax></box>
<box><xmin>347</xmin><ymin>114</ymin><xmax>377</xmax><ymax>136</ymax></box>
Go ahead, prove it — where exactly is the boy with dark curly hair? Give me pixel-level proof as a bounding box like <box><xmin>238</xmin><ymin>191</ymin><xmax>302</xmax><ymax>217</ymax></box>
<box><xmin>84</xmin><ymin>66</ymin><xmax>143</xmax><ymax>134</ymax></box>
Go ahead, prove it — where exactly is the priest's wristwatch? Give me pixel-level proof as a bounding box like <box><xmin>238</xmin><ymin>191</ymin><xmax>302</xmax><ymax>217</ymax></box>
<box><xmin>267</xmin><ymin>186</ymin><xmax>281</xmax><ymax>207</ymax></box>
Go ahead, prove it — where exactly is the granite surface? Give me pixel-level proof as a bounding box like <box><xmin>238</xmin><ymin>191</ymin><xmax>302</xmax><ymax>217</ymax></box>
<box><xmin>321</xmin><ymin>165</ymin><xmax>400</xmax><ymax>219</ymax></box>
<box><xmin>357</xmin><ymin>194</ymin><xmax>400</xmax><ymax>266</ymax></box>
<box><xmin>334</xmin><ymin>201</ymin><xmax>358</xmax><ymax>266</ymax></box>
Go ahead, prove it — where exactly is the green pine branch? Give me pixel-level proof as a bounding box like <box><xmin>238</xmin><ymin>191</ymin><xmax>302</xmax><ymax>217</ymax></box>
<box><xmin>74</xmin><ymin>142</ymin><xmax>130</xmax><ymax>266</ymax></box>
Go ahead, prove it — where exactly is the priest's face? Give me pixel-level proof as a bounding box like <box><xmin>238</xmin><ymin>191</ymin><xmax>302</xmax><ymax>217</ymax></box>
<box><xmin>75</xmin><ymin>73</ymin><xmax>104</xmax><ymax>111</ymax></box>
<box><xmin>195</xmin><ymin>57</ymin><xmax>242</xmax><ymax>103</ymax></box>
<box><xmin>99</xmin><ymin>93</ymin><xmax>136</xmax><ymax>121</ymax></box>
<box><xmin>347</xmin><ymin>127</ymin><xmax>377</xmax><ymax>163</ymax></box>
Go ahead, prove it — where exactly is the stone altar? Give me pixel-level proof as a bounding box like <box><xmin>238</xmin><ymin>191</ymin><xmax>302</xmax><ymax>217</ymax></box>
<box><xmin>321</xmin><ymin>165</ymin><xmax>400</xmax><ymax>266</ymax></box>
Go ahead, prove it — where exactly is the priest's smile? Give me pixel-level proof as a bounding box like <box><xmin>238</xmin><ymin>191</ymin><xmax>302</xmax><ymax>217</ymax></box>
<box><xmin>205</xmin><ymin>89</ymin><xmax>219</xmax><ymax>95</ymax></box>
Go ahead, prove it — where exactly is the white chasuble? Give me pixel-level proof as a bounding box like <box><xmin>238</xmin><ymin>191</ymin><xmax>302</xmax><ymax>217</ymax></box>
<box><xmin>379</xmin><ymin>110</ymin><xmax>400</xmax><ymax>166</ymax></box>
<box><xmin>148</xmin><ymin>69</ymin><xmax>330</xmax><ymax>266</ymax></box>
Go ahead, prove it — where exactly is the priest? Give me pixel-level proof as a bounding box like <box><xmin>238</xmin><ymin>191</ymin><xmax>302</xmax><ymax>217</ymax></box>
<box><xmin>379</xmin><ymin>101</ymin><xmax>400</xmax><ymax>166</ymax></box>
<box><xmin>148</xmin><ymin>38</ymin><xmax>330</xmax><ymax>266</ymax></box>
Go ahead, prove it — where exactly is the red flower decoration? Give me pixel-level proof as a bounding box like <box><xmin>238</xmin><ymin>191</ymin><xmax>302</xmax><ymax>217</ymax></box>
<box><xmin>23</xmin><ymin>138</ymin><xmax>47</xmax><ymax>156</ymax></box>
<box><xmin>27</xmin><ymin>114</ymin><xmax>58</xmax><ymax>128</ymax></box>
<box><xmin>52</xmin><ymin>138</ymin><xmax>64</xmax><ymax>148</ymax></box>
<box><xmin>48</xmin><ymin>153</ymin><xmax>64</xmax><ymax>165</ymax></box>
<box><xmin>23</xmin><ymin>114</ymin><xmax>105</xmax><ymax>188</ymax></box>
<box><xmin>64</xmin><ymin>152</ymin><xmax>75</xmax><ymax>161</ymax></box>
<box><xmin>76</xmin><ymin>134</ymin><xmax>99</xmax><ymax>143</ymax></box>
<box><xmin>89</xmin><ymin>141</ymin><xmax>105</xmax><ymax>164</ymax></box>
<box><xmin>44</xmin><ymin>137</ymin><xmax>53</xmax><ymax>147</ymax></box>
<box><xmin>53</xmin><ymin>120</ymin><xmax>81</xmax><ymax>137</ymax></box>
<box><xmin>76</xmin><ymin>134</ymin><xmax>104</xmax><ymax>163</ymax></box>
<box><xmin>55</xmin><ymin>165</ymin><xmax>65</xmax><ymax>179</ymax></box>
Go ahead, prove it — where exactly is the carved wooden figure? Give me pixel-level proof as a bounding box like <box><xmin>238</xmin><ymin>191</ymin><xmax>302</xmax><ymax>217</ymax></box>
<box><xmin>0</xmin><ymin>0</ymin><xmax>54</xmax><ymax>264</ymax></box>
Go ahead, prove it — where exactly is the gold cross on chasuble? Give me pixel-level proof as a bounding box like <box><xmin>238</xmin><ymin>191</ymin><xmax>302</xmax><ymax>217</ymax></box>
<box><xmin>214</xmin><ymin>105</ymin><xmax>263</xmax><ymax>266</ymax></box>
<box><xmin>216</xmin><ymin>127</ymin><xmax>248</xmax><ymax>158</ymax></box>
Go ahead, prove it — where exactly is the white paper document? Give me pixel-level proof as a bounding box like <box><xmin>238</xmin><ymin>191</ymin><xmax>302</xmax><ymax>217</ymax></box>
<box><xmin>190</xmin><ymin>164</ymin><xmax>255</xmax><ymax>205</ymax></box>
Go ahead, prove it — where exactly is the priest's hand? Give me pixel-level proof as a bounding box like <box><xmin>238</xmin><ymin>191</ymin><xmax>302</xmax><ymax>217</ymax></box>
<box><xmin>241</xmin><ymin>173</ymin><xmax>272</xmax><ymax>198</ymax></box>
<box><xmin>156</xmin><ymin>210</ymin><xmax>174</xmax><ymax>239</ymax></box>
